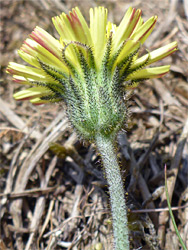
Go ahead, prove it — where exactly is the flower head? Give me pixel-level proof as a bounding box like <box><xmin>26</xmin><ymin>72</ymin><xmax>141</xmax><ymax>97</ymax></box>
<box><xmin>7</xmin><ymin>7</ymin><xmax>177</xmax><ymax>139</ymax></box>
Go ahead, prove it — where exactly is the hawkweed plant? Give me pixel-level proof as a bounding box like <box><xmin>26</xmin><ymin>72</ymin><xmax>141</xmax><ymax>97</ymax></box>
<box><xmin>7</xmin><ymin>6</ymin><xmax>177</xmax><ymax>250</ymax></box>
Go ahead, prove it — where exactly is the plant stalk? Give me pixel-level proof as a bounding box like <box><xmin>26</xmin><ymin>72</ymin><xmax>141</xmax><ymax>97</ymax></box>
<box><xmin>96</xmin><ymin>134</ymin><xmax>129</xmax><ymax>250</ymax></box>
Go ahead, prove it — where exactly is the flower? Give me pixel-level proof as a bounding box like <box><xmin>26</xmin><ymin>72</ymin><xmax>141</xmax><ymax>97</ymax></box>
<box><xmin>7</xmin><ymin>7</ymin><xmax>177</xmax><ymax>139</ymax></box>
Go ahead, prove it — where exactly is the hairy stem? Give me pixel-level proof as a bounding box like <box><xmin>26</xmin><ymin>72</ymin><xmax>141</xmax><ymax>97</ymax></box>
<box><xmin>96</xmin><ymin>134</ymin><xmax>129</xmax><ymax>250</ymax></box>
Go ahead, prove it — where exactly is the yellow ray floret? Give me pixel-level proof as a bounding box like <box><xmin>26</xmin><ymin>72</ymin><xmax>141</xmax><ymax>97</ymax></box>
<box><xmin>6</xmin><ymin>6</ymin><xmax>177</xmax><ymax>105</ymax></box>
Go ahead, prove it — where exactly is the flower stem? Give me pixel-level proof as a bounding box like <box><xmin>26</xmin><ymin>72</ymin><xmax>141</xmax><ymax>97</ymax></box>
<box><xmin>95</xmin><ymin>134</ymin><xmax>129</xmax><ymax>250</ymax></box>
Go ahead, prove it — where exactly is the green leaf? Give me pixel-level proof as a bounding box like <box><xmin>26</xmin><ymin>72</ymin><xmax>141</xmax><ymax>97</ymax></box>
<box><xmin>164</xmin><ymin>165</ymin><xmax>187</xmax><ymax>250</ymax></box>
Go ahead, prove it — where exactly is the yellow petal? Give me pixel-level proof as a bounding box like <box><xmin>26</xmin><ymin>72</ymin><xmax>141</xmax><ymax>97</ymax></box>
<box><xmin>113</xmin><ymin>7</ymin><xmax>142</xmax><ymax>50</ymax></box>
<box><xmin>21</xmin><ymin>39</ymin><xmax>68</xmax><ymax>73</ymax></box>
<box><xmin>13</xmin><ymin>86</ymin><xmax>50</xmax><ymax>100</ymax></box>
<box><xmin>18</xmin><ymin>50</ymin><xmax>40</xmax><ymax>68</ymax></box>
<box><xmin>53</xmin><ymin>8</ymin><xmax>92</xmax><ymax>45</ymax></box>
<box><xmin>12</xmin><ymin>75</ymin><xmax>31</xmax><ymax>85</ymax></box>
<box><xmin>90</xmin><ymin>7</ymin><xmax>108</xmax><ymax>68</ymax></box>
<box><xmin>7</xmin><ymin>62</ymin><xmax>48</xmax><ymax>81</ymax></box>
<box><xmin>130</xmin><ymin>16</ymin><xmax>157</xmax><ymax>44</ymax></box>
<box><xmin>115</xmin><ymin>39</ymin><xmax>140</xmax><ymax>65</ymax></box>
<box><xmin>74</xmin><ymin>7</ymin><xmax>93</xmax><ymax>45</ymax></box>
<box><xmin>126</xmin><ymin>65</ymin><xmax>170</xmax><ymax>80</ymax></box>
<box><xmin>131</xmin><ymin>41</ymin><xmax>178</xmax><ymax>68</ymax></box>
<box><xmin>30</xmin><ymin>26</ymin><xmax>63</xmax><ymax>59</ymax></box>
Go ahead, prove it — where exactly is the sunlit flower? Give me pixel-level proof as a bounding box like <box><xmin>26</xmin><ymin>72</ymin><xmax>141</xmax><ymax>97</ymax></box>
<box><xmin>7</xmin><ymin>7</ymin><xmax>177</xmax><ymax>139</ymax></box>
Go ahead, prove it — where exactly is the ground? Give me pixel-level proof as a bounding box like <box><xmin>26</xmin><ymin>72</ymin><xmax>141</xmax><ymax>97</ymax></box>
<box><xmin>0</xmin><ymin>0</ymin><xmax>188</xmax><ymax>249</ymax></box>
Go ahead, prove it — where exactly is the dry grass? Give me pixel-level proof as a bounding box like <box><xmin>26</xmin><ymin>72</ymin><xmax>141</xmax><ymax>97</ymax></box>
<box><xmin>0</xmin><ymin>0</ymin><xmax>188</xmax><ymax>249</ymax></box>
